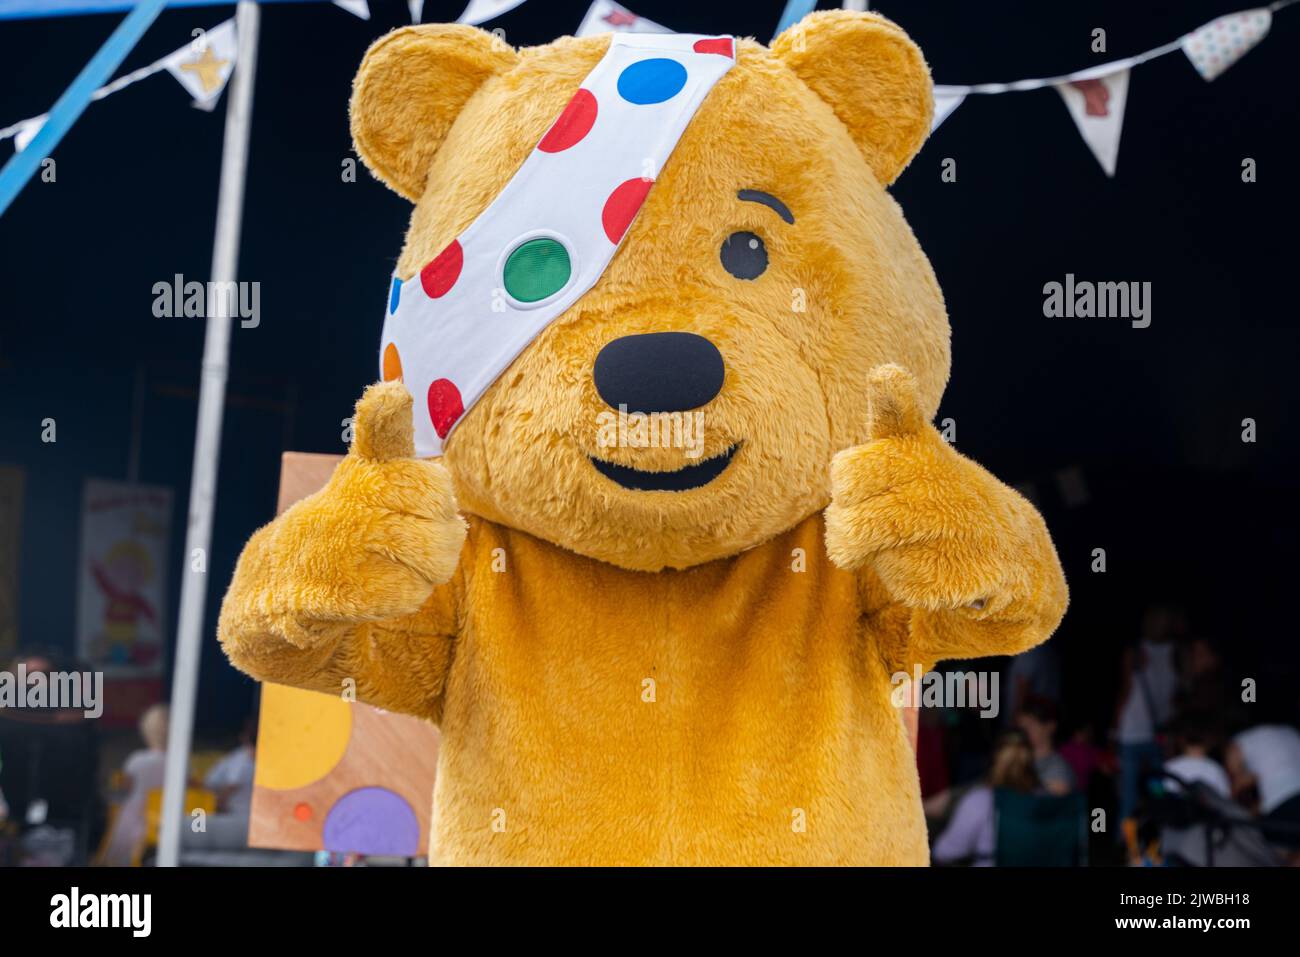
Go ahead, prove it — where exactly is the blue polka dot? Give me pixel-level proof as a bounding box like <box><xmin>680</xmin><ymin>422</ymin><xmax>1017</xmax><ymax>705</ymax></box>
<box><xmin>617</xmin><ymin>58</ymin><xmax>687</xmax><ymax>105</ymax></box>
<box><xmin>388</xmin><ymin>276</ymin><xmax>402</xmax><ymax>314</ymax></box>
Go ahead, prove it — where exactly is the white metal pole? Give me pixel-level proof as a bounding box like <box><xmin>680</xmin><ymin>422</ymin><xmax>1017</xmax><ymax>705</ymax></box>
<box><xmin>157</xmin><ymin>0</ymin><xmax>260</xmax><ymax>868</ymax></box>
<box><xmin>842</xmin><ymin>0</ymin><xmax>870</xmax><ymax>10</ymax></box>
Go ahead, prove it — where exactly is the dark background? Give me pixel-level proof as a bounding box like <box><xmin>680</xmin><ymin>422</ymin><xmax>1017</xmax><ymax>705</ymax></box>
<box><xmin>0</xmin><ymin>0</ymin><xmax>1296</xmax><ymax>737</ymax></box>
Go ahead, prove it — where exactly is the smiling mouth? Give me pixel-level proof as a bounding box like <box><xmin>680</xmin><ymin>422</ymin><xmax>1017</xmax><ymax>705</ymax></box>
<box><xmin>589</xmin><ymin>445</ymin><xmax>739</xmax><ymax>492</ymax></box>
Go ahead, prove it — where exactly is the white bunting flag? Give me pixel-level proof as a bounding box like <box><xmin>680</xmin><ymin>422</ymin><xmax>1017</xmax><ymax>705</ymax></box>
<box><xmin>931</xmin><ymin>88</ymin><xmax>966</xmax><ymax>131</ymax></box>
<box><xmin>14</xmin><ymin>117</ymin><xmax>44</xmax><ymax>153</ymax></box>
<box><xmin>164</xmin><ymin>20</ymin><xmax>237</xmax><ymax>110</ymax></box>
<box><xmin>332</xmin><ymin>0</ymin><xmax>370</xmax><ymax>19</ymax></box>
<box><xmin>1055</xmin><ymin>69</ymin><xmax>1129</xmax><ymax>177</ymax></box>
<box><xmin>1182</xmin><ymin>8</ymin><xmax>1272</xmax><ymax>81</ymax></box>
<box><xmin>576</xmin><ymin>0</ymin><xmax>672</xmax><ymax>37</ymax></box>
<box><xmin>457</xmin><ymin>0</ymin><xmax>527</xmax><ymax>27</ymax></box>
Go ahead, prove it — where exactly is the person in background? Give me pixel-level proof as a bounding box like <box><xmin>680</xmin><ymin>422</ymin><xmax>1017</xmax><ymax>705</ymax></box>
<box><xmin>183</xmin><ymin>713</ymin><xmax>258</xmax><ymax>853</ymax></box>
<box><xmin>0</xmin><ymin>649</ymin><xmax>103</xmax><ymax>864</ymax></box>
<box><xmin>914</xmin><ymin>704</ymin><xmax>951</xmax><ymax>802</ymax></box>
<box><xmin>932</xmin><ymin>730</ymin><xmax>1041</xmax><ymax>866</ymax></box>
<box><xmin>1058</xmin><ymin>718</ymin><xmax>1114</xmax><ymax>794</ymax></box>
<box><xmin>1114</xmin><ymin>603</ymin><xmax>1184</xmax><ymax>861</ymax></box>
<box><xmin>1163</xmin><ymin>711</ymin><xmax>1230</xmax><ymax>798</ymax></box>
<box><xmin>1003</xmin><ymin>641</ymin><xmax>1062</xmax><ymax>726</ymax></box>
<box><xmin>0</xmin><ymin>752</ymin><xmax>8</xmax><ymax>825</ymax></box>
<box><xmin>99</xmin><ymin>703</ymin><xmax>169</xmax><ymax>866</ymax></box>
<box><xmin>1177</xmin><ymin>635</ymin><xmax>1233</xmax><ymax>721</ymax></box>
<box><xmin>205</xmin><ymin>714</ymin><xmax>256</xmax><ymax>817</ymax></box>
<box><xmin>1016</xmin><ymin>695</ymin><xmax>1076</xmax><ymax>795</ymax></box>
<box><xmin>1159</xmin><ymin>713</ymin><xmax>1276</xmax><ymax>866</ymax></box>
<box><xmin>1226</xmin><ymin>720</ymin><xmax>1300</xmax><ymax>859</ymax></box>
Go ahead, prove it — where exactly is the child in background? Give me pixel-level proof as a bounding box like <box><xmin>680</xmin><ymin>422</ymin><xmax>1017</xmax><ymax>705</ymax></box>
<box><xmin>99</xmin><ymin>703</ymin><xmax>168</xmax><ymax>866</ymax></box>
<box><xmin>1163</xmin><ymin>712</ymin><xmax>1230</xmax><ymax>798</ymax></box>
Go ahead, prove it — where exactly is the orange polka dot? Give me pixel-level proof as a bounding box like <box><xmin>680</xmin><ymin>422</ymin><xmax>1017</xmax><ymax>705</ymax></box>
<box><xmin>293</xmin><ymin>802</ymin><xmax>313</xmax><ymax>822</ymax></box>
<box><xmin>382</xmin><ymin>342</ymin><xmax>403</xmax><ymax>381</ymax></box>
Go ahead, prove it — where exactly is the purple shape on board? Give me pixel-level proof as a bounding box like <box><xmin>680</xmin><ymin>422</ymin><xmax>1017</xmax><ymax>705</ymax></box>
<box><xmin>322</xmin><ymin>787</ymin><xmax>420</xmax><ymax>857</ymax></box>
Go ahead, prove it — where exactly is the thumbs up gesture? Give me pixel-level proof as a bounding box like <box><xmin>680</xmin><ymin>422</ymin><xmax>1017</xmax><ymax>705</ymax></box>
<box><xmin>824</xmin><ymin>365</ymin><xmax>1038</xmax><ymax>614</ymax></box>
<box><xmin>230</xmin><ymin>381</ymin><xmax>467</xmax><ymax>649</ymax></box>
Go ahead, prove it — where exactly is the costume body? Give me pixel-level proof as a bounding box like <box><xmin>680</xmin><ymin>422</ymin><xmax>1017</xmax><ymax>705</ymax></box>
<box><xmin>230</xmin><ymin>513</ymin><xmax>937</xmax><ymax>865</ymax></box>
<box><xmin>219</xmin><ymin>11</ymin><xmax>1069</xmax><ymax>866</ymax></box>
<box><xmin>224</xmin><ymin>425</ymin><xmax>1065</xmax><ymax>867</ymax></box>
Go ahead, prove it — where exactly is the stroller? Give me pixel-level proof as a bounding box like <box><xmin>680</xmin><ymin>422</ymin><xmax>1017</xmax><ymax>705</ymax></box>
<box><xmin>1143</xmin><ymin>769</ymin><xmax>1291</xmax><ymax>867</ymax></box>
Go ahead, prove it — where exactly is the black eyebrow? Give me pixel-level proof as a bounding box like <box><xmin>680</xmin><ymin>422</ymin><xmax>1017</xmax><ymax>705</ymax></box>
<box><xmin>737</xmin><ymin>189</ymin><xmax>794</xmax><ymax>225</ymax></box>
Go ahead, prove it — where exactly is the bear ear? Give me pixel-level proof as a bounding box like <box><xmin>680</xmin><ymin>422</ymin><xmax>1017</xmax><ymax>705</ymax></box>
<box><xmin>771</xmin><ymin>11</ymin><xmax>932</xmax><ymax>186</ymax></box>
<box><xmin>350</xmin><ymin>25</ymin><xmax>519</xmax><ymax>201</ymax></box>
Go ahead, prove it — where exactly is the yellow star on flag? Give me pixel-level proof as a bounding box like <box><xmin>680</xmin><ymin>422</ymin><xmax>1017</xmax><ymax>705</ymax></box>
<box><xmin>180</xmin><ymin>46</ymin><xmax>230</xmax><ymax>94</ymax></box>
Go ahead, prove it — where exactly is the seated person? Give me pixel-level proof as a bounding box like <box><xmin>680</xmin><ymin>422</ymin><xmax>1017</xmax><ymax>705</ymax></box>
<box><xmin>1226</xmin><ymin>721</ymin><xmax>1300</xmax><ymax>856</ymax></box>
<box><xmin>933</xmin><ymin>730</ymin><xmax>1040</xmax><ymax>866</ymax></box>
<box><xmin>183</xmin><ymin>715</ymin><xmax>257</xmax><ymax>852</ymax></box>
<box><xmin>1163</xmin><ymin>711</ymin><xmax>1229</xmax><ymax>797</ymax></box>
<box><xmin>1016</xmin><ymin>695</ymin><xmax>1077</xmax><ymax>795</ymax></box>
<box><xmin>1158</xmin><ymin>712</ymin><xmax>1238</xmax><ymax>865</ymax></box>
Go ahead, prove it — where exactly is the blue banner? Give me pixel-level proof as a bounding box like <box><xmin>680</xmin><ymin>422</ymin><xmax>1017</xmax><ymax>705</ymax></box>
<box><xmin>0</xmin><ymin>0</ymin><xmax>313</xmax><ymax>19</ymax></box>
<box><xmin>0</xmin><ymin>0</ymin><xmax>170</xmax><ymax>215</ymax></box>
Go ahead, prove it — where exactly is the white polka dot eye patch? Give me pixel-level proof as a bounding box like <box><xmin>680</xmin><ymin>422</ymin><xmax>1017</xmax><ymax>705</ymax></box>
<box><xmin>378</xmin><ymin>33</ymin><xmax>736</xmax><ymax>458</ymax></box>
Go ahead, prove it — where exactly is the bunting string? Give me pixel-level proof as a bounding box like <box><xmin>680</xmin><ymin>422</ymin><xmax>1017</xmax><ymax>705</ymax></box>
<box><xmin>935</xmin><ymin>0</ymin><xmax>1296</xmax><ymax>95</ymax></box>
<box><xmin>2</xmin><ymin>19</ymin><xmax>237</xmax><ymax>150</ymax></box>
<box><xmin>5</xmin><ymin>0</ymin><xmax>1296</xmax><ymax>181</ymax></box>
<box><xmin>923</xmin><ymin>0</ymin><xmax>1296</xmax><ymax>175</ymax></box>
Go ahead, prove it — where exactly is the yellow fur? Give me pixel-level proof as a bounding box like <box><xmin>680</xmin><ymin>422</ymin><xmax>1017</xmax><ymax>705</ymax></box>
<box><xmin>219</xmin><ymin>11</ymin><xmax>1067</xmax><ymax>865</ymax></box>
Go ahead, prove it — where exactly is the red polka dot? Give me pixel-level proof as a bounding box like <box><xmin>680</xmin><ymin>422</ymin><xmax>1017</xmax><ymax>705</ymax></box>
<box><xmin>601</xmin><ymin>177</ymin><xmax>654</xmax><ymax>244</ymax></box>
<box><xmin>427</xmin><ymin>378</ymin><xmax>464</xmax><ymax>439</ymax></box>
<box><xmin>382</xmin><ymin>342</ymin><xmax>403</xmax><ymax>381</ymax></box>
<box><xmin>538</xmin><ymin>89</ymin><xmax>598</xmax><ymax>153</ymax></box>
<box><xmin>293</xmin><ymin>802</ymin><xmax>313</xmax><ymax>822</ymax></box>
<box><xmin>693</xmin><ymin>37</ymin><xmax>734</xmax><ymax>58</ymax></box>
<box><xmin>420</xmin><ymin>240</ymin><xmax>462</xmax><ymax>298</ymax></box>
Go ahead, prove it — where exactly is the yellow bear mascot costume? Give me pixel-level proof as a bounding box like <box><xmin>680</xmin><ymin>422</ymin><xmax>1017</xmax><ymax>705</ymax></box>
<box><xmin>219</xmin><ymin>10</ymin><xmax>1068</xmax><ymax>865</ymax></box>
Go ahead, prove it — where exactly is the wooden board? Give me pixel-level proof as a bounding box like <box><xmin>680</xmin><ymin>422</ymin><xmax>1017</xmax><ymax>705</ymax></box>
<box><xmin>248</xmin><ymin>452</ymin><xmax>441</xmax><ymax>857</ymax></box>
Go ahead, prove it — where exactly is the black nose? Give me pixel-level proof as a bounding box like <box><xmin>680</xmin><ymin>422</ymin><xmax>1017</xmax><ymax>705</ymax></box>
<box><xmin>593</xmin><ymin>332</ymin><xmax>725</xmax><ymax>413</ymax></box>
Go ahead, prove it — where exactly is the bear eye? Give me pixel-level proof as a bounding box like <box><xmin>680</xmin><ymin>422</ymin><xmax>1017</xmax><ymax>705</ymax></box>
<box><xmin>720</xmin><ymin>231</ymin><xmax>767</xmax><ymax>280</ymax></box>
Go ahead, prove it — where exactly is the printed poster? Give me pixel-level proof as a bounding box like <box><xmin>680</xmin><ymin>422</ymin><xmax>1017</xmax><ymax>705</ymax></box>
<box><xmin>75</xmin><ymin>480</ymin><xmax>172</xmax><ymax>675</ymax></box>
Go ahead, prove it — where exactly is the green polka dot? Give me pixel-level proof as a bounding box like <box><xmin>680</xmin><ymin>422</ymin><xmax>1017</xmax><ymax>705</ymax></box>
<box><xmin>503</xmin><ymin>238</ymin><xmax>571</xmax><ymax>303</ymax></box>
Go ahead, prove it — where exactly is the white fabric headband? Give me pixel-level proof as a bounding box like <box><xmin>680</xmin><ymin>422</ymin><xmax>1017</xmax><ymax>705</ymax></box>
<box><xmin>378</xmin><ymin>32</ymin><xmax>737</xmax><ymax>457</ymax></box>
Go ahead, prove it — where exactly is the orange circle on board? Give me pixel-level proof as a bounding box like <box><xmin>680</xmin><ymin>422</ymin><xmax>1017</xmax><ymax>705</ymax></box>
<box><xmin>293</xmin><ymin>802</ymin><xmax>314</xmax><ymax>822</ymax></box>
